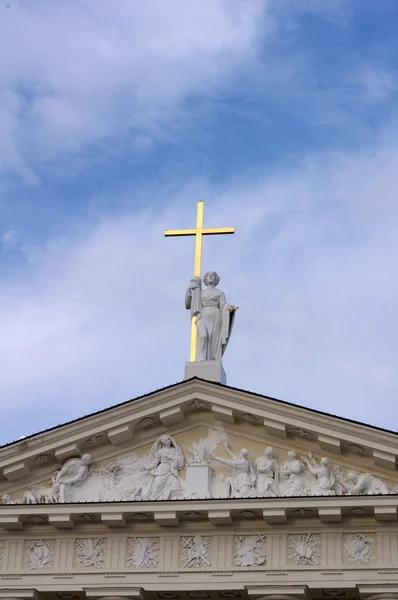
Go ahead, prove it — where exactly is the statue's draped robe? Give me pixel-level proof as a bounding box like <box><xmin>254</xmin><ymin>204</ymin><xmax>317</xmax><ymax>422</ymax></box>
<box><xmin>226</xmin><ymin>457</ymin><xmax>256</xmax><ymax>497</ymax></box>
<box><xmin>191</xmin><ymin>285</ymin><xmax>235</xmax><ymax>362</ymax></box>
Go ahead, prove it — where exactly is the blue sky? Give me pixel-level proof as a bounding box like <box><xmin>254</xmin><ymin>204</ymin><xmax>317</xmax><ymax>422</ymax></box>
<box><xmin>0</xmin><ymin>0</ymin><xmax>398</xmax><ymax>442</ymax></box>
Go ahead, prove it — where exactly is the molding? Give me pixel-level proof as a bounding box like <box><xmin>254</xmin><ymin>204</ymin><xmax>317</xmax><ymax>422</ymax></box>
<box><xmin>1</xmin><ymin>495</ymin><xmax>397</xmax><ymax>530</ymax></box>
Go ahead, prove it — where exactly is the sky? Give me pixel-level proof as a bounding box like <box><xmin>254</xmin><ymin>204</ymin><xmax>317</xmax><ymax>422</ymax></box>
<box><xmin>0</xmin><ymin>0</ymin><xmax>398</xmax><ymax>443</ymax></box>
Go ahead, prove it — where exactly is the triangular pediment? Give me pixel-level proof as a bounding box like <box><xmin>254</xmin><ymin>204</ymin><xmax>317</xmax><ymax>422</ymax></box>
<box><xmin>1</xmin><ymin>378</ymin><xmax>397</xmax><ymax>505</ymax></box>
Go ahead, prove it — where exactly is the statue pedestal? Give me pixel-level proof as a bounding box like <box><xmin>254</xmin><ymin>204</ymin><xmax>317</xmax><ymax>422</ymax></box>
<box><xmin>184</xmin><ymin>360</ymin><xmax>227</xmax><ymax>384</ymax></box>
<box><xmin>186</xmin><ymin>464</ymin><xmax>213</xmax><ymax>498</ymax></box>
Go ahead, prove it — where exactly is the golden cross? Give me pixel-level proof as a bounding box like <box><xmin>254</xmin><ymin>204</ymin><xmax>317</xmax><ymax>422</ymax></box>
<box><xmin>165</xmin><ymin>201</ymin><xmax>234</xmax><ymax>361</ymax></box>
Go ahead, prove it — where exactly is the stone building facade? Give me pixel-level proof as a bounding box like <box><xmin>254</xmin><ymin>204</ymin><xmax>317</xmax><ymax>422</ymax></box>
<box><xmin>0</xmin><ymin>378</ymin><xmax>397</xmax><ymax>600</ymax></box>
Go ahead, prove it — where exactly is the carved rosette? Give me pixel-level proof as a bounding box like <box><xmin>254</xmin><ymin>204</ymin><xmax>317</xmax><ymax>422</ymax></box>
<box><xmin>181</xmin><ymin>535</ymin><xmax>212</xmax><ymax>568</ymax></box>
<box><xmin>127</xmin><ymin>537</ymin><xmax>159</xmax><ymax>568</ymax></box>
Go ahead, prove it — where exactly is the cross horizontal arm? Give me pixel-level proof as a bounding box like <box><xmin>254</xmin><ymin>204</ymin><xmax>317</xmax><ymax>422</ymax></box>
<box><xmin>201</xmin><ymin>227</ymin><xmax>234</xmax><ymax>235</ymax></box>
<box><xmin>164</xmin><ymin>227</ymin><xmax>234</xmax><ymax>237</ymax></box>
<box><xmin>164</xmin><ymin>229</ymin><xmax>197</xmax><ymax>237</ymax></box>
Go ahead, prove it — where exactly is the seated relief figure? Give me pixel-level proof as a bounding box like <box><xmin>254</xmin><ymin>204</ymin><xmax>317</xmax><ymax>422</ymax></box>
<box><xmin>185</xmin><ymin>271</ymin><xmax>237</xmax><ymax>362</ymax></box>
<box><xmin>279</xmin><ymin>451</ymin><xmax>310</xmax><ymax>496</ymax></box>
<box><xmin>210</xmin><ymin>442</ymin><xmax>256</xmax><ymax>498</ymax></box>
<box><xmin>141</xmin><ymin>435</ymin><xmax>185</xmax><ymax>501</ymax></box>
<box><xmin>304</xmin><ymin>453</ymin><xmax>337</xmax><ymax>496</ymax></box>
<box><xmin>255</xmin><ymin>447</ymin><xmax>279</xmax><ymax>497</ymax></box>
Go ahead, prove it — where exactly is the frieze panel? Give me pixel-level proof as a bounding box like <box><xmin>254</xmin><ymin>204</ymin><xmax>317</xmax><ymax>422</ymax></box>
<box><xmin>233</xmin><ymin>534</ymin><xmax>266</xmax><ymax>567</ymax></box>
<box><xmin>75</xmin><ymin>538</ymin><xmax>105</xmax><ymax>568</ymax></box>
<box><xmin>2</xmin><ymin>428</ymin><xmax>397</xmax><ymax>504</ymax></box>
<box><xmin>344</xmin><ymin>533</ymin><xmax>375</xmax><ymax>565</ymax></box>
<box><xmin>181</xmin><ymin>535</ymin><xmax>212</xmax><ymax>568</ymax></box>
<box><xmin>288</xmin><ymin>534</ymin><xmax>321</xmax><ymax>566</ymax></box>
<box><xmin>0</xmin><ymin>530</ymin><xmax>396</xmax><ymax>577</ymax></box>
<box><xmin>127</xmin><ymin>537</ymin><xmax>159</xmax><ymax>568</ymax></box>
<box><xmin>24</xmin><ymin>539</ymin><xmax>54</xmax><ymax>570</ymax></box>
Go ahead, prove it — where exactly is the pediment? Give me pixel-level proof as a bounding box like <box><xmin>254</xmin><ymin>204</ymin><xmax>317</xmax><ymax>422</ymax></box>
<box><xmin>1</xmin><ymin>378</ymin><xmax>398</xmax><ymax>506</ymax></box>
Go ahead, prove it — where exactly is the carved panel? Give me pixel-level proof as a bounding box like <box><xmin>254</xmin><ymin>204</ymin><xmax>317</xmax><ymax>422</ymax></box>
<box><xmin>127</xmin><ymin>537</ymin><xmax>159</xmax><ymax>568</ymax></box>
<box><xmin>344</xmin><ymin>533</ymin><xmax>375</xmax><ymax>565</ymax></box>
<box><xmin>24</xmin><ymin>540</ymin><xmax>54</xmax><ymax>570</ymax></box>
<box><xmin>288</xmin><ymin>533</ymin><xmax>321</xmax><ymax>566</ymax></box>
<box><xmin>75</xmin><ymin>538</ymin><xmax>105</xmax><ymax>568</ymax></box>
<box><xmin>181</xmin><ymin>535</ymin><xmax>212</xmax><ymax>568</ymax></box>
<box><xmin>234</xmin><ymin>534</ymin><xmax>266</xmax><ymax>566</ymax></box>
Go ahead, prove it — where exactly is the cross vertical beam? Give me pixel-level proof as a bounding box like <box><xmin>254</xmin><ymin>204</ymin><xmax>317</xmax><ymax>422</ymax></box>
<box><xmin>165</xmin><ymin>201</ymin><xmax>234</xmax><ymax>361</ymax></box>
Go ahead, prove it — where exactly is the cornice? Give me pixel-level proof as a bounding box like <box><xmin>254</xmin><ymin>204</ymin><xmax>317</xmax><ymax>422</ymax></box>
<box><xmin>0</xmin><ymin>378</ymin><xmax>397</xmax><ymax>483</ymax></box>
<box><xmin>0</xmin><ymin>495</ymin><xmax>397</xmax><ymax>531</ymax></box>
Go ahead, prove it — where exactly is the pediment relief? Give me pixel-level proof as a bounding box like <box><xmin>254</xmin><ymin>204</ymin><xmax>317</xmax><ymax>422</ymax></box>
<box><xmin>1</xmin><ymin>413</ymin><xmax>397</xmax><ymax>505</ymax></box>
<box><xmin>0</xmin><ymin>378</ymin><xmax>397</xmax><ymax>492</ymax></box>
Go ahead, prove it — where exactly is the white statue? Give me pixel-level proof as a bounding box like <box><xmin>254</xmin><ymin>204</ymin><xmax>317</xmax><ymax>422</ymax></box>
<box><xmin>185</xmin><ymin>271</ymin><xmax>237</xmax><ymax>361</ymax></box>
<box><xmin>255</xmin><ymin>447</ymin><xmax>279</xmax><ymax>497</ymax></box>
<box><xmin>23</xmin><ymin>473</ymin><xmax>59</xmax><ymax>504</ymax></box>
<box><xmin>305</xmin><ymin>453</ymin><xmax>336</xmax><ymax>495</ymax></box>
<box><xmin>141</xmin><ymin>435</ymin><xmax>185</xmax><ymax>501</ymax></box>
<box><xmin>53</xmin><ymin>454</ymin><xmax>92</xmax><ymax>502</ymax></box>
<box><xmin>210</xmin><ymin>443</ymin><xmax>256</xmax><ymax>498</ymax></box>
<box><xmin>2</xmin><ymin>494</ymin><xmax>15</xmax><ymax>504</ymax></box>
<box><xmin>279</xmin><ymin>451</ymin><xmax>309</xmax><ymax>496</ymax></box>
<box><xmin>343</xmin><ymin>472</ymin><xmax>389</xmax><ymax>495</ymax></box>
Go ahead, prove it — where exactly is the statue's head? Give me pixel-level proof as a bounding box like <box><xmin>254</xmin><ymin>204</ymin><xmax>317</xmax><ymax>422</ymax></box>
<box><xmin>263</xmin><ymin>447</ymin><xmax>274</xmax><ymax>457</ymax></box>
<box><xmin>160</xmin><ymin>435</ymin><xmax>172</xmax><ymax>447</ymax></box>
<box><xmin>240</xmin><ymin>448</ymin><xmax>249</xmax><ymax>458</ymax></box>
<box><xmin>82</xmin><ymin>454</ymin><xmax>91</xmax><ymax>464</ymax></box>
<box><xmin>287</xmin><ymin>451</ymin><xmax>296</xmax><ymax>460</ymax></box>
<box><xmin>203</xmin><ymin>271</ymin><xmax>220</xmax><ymax>287</ymax></box>
<box><xmin>348</xmin><ymin>471</ymin><xmax>357</xmax><ymax>481</ymax></box>
<box><xmin>320</xmin><ymin>457</ymin><xmax>329</xmax><ymax>466</ymax></box>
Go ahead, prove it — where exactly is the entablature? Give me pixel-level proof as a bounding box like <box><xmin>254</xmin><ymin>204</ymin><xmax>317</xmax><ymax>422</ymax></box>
<box><xmin>0</xmin><ymin>496</ymin><xmax>397</xmax><ymax>531</ymax></box>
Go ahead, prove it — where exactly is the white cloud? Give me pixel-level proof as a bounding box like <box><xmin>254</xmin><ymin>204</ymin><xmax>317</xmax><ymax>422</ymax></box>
<box><xmin>1</xmin><ymin>143</ymin><xmax>398</xmax><ymax>442</ymax></box>
<box><xmin>0</xmin><ymin>0</ymin><xmax>265</xmax><ymax>175</ymax></box>
<box><xmin>2</xmin><ymin>229</ymin><xmax>17</xmax><ymax>247</ymax></box>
